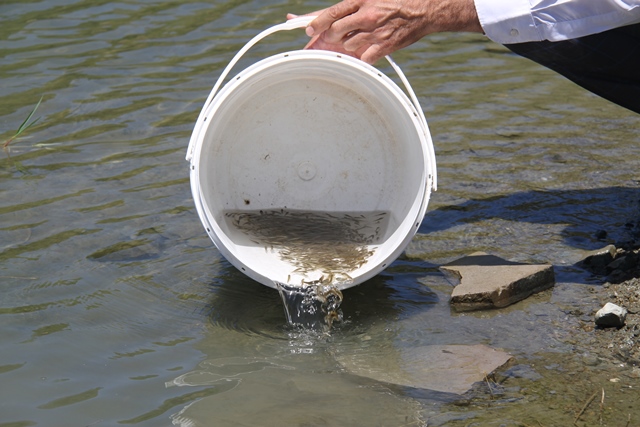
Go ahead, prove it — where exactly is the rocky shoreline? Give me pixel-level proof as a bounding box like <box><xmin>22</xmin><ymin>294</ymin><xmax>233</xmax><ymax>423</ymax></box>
<box><xmin>582</xmin><ymin>221</ymin><xmax>640</xmax><ymax>367</ymax></box>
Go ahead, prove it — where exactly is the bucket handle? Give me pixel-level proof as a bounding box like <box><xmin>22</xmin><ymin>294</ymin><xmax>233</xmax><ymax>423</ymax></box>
<box><xmin>186</xmin><ymin>16</ymin><xmax>436</xmax><ymax>191</ymax></box>
<box><xmin>186</xmin><ymin>17</ymin><xmax>316</xmax><ymax>162</ymax></box>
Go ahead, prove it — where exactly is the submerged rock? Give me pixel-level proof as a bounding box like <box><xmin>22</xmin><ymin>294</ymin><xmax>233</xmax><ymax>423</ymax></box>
<box><xmin>595</xmin><ymin>302</ymin><xmax>627</xmax><ymax>328</ymax></box>
<box><xmin>335</xmin><ymin>344</ymin><xmax>512</xmax><ymax>395</ymax></box>
<box><xmin>441</xmin><ymin>252</ymin><xmax>555</xmax><ymax>312</ymax></box>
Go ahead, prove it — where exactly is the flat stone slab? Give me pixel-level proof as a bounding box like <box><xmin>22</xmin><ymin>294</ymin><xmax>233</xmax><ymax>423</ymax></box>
<box><xmin>336</xmin><ymin>344</ymin><xmax>512</xmax><ymax>395</ymax></box>
<box><xmin>442</xmin><ymin>252</ymin><xmax>555</xmax><ymax>312</ymax></box>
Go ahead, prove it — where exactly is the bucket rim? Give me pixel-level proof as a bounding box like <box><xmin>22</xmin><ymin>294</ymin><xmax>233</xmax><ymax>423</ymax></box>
<box><xmin>187</xmin><ymin>50</ymin><xmax>436</xmax><ymax>185</ymax></box>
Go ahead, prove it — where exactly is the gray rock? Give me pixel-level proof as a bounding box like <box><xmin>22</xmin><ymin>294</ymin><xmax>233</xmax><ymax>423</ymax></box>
<box><xmin>500</xmin><ymin>364</ymin><xmax>542</xmax><ymax>381</ymax></box>
<box><xmin>582</xmin><ymin>355</ymin><xmax>600</xmax><ymax>366</ymax></box>
<box><xmin>607</xmin><ymin>255</ymin><xmax>628</xmax><ymax>271</ymax></box>
<box><xmin>441</xmin><ymin>252</ymin><xmax>555</xmax><ymax>312</ymax></box>
<box><xmin>595</xmin><ymin>302</ymin><xmax>627</xmax><ymax>328</ymax></box>
<box><xmin>578</xmin><ymin>244</ymin><xmax>616</xmax><ymax>274</ymax></box>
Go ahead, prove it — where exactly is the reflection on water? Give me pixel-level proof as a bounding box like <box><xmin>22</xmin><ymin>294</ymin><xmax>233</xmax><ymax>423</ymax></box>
<box><xmin>2</xmin><ymin>0</ymin><xmax>640</xmax><ymax>425</ymax></box>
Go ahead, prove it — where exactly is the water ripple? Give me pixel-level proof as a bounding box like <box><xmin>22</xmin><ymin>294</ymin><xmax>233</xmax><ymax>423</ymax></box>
<box><xmin>1</xmin><ymin>1</ymin><xmax>639</xmax><ymax>426</ymax></box>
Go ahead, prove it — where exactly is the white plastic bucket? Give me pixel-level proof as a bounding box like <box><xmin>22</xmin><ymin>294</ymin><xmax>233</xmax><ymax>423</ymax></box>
<box><xmin>186</xmin><ymin>17</ymin><xmax>437</xmax><ymax>290</ymax></box>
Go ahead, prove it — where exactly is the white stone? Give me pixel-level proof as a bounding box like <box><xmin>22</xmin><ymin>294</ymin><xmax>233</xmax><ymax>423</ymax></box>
<box><xmin>595</xmin><ymin>302</ymin><xmax>627</xmax><ymax>328</ymax></box>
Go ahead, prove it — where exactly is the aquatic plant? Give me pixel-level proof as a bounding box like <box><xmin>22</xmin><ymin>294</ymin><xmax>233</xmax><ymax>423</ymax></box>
<box><xmin>3</xmin><ymin>96</ymin><xmax>43</xmax><ymax>149</ymax></box>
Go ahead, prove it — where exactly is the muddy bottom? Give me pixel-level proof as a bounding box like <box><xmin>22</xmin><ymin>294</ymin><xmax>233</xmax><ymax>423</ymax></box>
<box><xmin>429</xmin><ymin>349</ymin><xmax>639</xmax><ymax>426</ymax></box>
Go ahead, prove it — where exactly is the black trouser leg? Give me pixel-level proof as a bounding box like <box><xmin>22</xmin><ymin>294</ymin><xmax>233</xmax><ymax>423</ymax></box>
<box><xmin>504</xmin><ymin>23</ymin><xmax>640</xmax><ymax>114</ymax></box>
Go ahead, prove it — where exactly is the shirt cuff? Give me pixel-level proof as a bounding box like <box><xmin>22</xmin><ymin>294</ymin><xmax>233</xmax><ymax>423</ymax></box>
<box><xmin>474</xmin><ymin>0</ymin><xmax>543</xmax><ymax>44</ymax></box>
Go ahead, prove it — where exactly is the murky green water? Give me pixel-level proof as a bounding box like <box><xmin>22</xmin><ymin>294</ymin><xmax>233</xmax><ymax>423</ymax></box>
<box><xmin>2</xmin><ymin>1</ymin><xmax>640</xmax><ymax>426</ymax></box>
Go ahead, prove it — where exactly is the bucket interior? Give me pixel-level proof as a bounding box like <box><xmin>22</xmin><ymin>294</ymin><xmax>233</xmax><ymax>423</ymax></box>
<box><xmin>193</xmin><ymin>52</ymin><xmax>430</xmax><ymax>288</ymax></box>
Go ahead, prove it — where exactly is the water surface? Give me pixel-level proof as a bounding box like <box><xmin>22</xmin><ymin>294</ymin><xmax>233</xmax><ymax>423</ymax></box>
<box><xmin>2</xmin><ymin>1</ymin><xmax>640</xmax><ymax>426</ymax></box>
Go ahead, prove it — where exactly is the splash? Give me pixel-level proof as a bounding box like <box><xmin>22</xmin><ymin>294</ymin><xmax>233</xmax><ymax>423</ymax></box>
<box><xmin>275</xmin><ymin>280</ymin><xmax>343</xmax><ymax>330</ymax></box>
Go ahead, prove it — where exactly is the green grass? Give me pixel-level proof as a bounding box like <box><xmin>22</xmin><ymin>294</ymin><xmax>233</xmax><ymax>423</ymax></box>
<box><xmin>3</xmin><ymin>96</ymin><xmax>43</xmax><ymax>148</ymax></box>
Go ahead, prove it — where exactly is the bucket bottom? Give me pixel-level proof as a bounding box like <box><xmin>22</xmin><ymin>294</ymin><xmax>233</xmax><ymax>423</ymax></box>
<box><xmin>222</xmin><ymin>209</ymin><xmax>391</xmax><ymax>286</ymax></box>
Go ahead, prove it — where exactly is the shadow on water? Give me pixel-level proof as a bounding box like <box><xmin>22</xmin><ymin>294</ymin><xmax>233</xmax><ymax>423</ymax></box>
<box><xmin>205</xmin><ymin>261</ymin><xmax>440</xmax><ymax>339</ymax></box>
<box><xmin>421</xmin><ymin>186</ymin><xmax>640</xmax><ymax>251</ymax></box>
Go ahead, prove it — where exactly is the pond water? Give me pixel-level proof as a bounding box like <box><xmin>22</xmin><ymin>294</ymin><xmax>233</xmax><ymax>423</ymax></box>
<box><xmin>2</xmin><ymin>1</ymin><xmax>640</xmax><ymax>426</ymax></box>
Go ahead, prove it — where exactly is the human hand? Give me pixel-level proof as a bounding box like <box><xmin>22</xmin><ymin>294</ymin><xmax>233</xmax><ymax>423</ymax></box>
<box><xmin>289</xmin><ymin>0</ymin><xmax>482</xmax><ymax>64</ymax></box>
<box><xmin>287</xmin><ymin>11</ymin><xmax>372</xmax><ymax>60</ymax></box>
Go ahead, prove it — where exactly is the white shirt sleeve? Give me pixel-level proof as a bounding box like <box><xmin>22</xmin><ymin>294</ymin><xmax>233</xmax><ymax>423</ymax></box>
<box><xmin>474</xmin><ymin>0</ymin><xmax>640</xmax><ymax>44</ymax></box>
